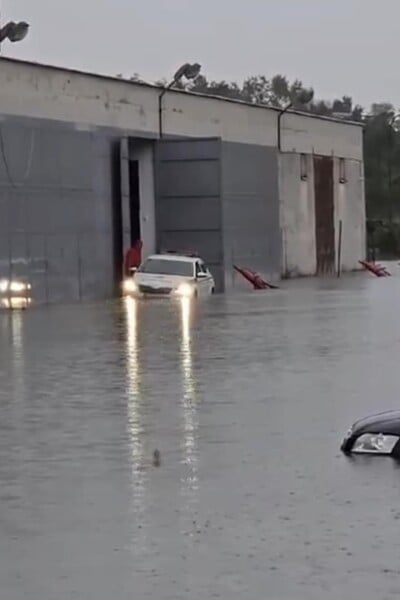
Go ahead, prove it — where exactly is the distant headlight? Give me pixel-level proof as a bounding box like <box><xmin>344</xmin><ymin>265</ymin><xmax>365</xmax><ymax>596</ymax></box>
<box><xmin>0</xmin><ymin>280</ymin><xmax>29</xmax><ymax>294</ymax></box>
<box><xmin>176</xmin><ymin>283</ymin><xmax>195</xmax><ymax>297</ymax></box>
<box><xmin>123</xmin><ymin>279</ymin><xmax>138</xmax><ymax>295</ymax></box>
<box><xmin>352</xmin><ymin>433</ymin><xmax>399</xmax><ymax>455</ymax></box>
<box><xmin>9</xmin><ymin>281</ymin><xmax>27</xmax><ymax>293</ymax></box>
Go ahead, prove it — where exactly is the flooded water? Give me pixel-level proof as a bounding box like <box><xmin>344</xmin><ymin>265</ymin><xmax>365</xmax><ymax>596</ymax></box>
<box><xmin>1</xmin><ymin>267</ymin><xmax>400</xmax><ymax>599</ymax></box>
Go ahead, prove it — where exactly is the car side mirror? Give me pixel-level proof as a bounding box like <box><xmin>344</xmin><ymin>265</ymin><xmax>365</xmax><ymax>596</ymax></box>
<box><xmin>130</xmin><ymin>267</ymin><xmax>137</xmax><ymax>275</ymax></box>
<box><xmin>197</xmin><ymin>271</ymin><xmax>208</xmax><ymax>279</ymax></box>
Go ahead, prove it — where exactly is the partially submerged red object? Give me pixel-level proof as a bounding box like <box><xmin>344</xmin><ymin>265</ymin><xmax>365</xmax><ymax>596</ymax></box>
<box><xmin>359</xmin><ymin>260</ymin><xmax>391</xmax><ymax>277</ymax></box>
<box><xmin>233</xmin><ymin>265</ymin><xmax>279</xmax><ymax>290</ymax></box>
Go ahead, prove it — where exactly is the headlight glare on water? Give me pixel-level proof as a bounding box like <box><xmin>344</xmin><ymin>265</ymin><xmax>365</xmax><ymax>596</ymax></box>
<box><xmin>352</xmin><ymin>433</ymin><xmax>399</xmax><ymax>455</ymax></box>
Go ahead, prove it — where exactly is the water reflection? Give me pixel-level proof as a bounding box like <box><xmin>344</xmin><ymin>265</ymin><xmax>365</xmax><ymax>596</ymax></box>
<box><xmin>10</xmin><ymin>309</ymin><xmax>24</xmax><ymax>354</ymax></box>
<box><xmin>9</xmin><ymin>309</ymin><xmax>25</xmax><ymax>417</ymax></box>
<box><xmin>179</xmin><ymin>298</ymin><xmax>199</xmax><ymax>523</ymax></box>
<box><xmin>4</xmin><ymin>276</ymin><xmax>400</xmax><ymax>598</ymax></box>
<box><xmin>124</xmin><ymin>297</ymin><xmax>147</xmax><ymax>545</ymax></box>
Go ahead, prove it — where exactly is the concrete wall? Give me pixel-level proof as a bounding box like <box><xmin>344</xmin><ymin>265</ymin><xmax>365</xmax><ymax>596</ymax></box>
<box><xmin>279</xmin><ymin>152</ymin><xmax>366</xmax><ymax>277</ymax></box>
<box><xmin>0</xmin><ymin>59</ymin><xmax>366</xmax><ymax>300</ymax></box>
<box><xmin>155</xmin><ymin>139</ymin><xmax>281</xmax><ymax>291</ymax></box>
<box><xmin>279</xmin><ymin>153</ymin><xmax>316</xmax><ymax>277</ymax></box>
<box><xmin>281</xmin><ymin>112</ymin><xmax>363</xmax><ymax>160</ymax></box>
<box><xmin>221</xmin><ymin>142</ymin><xmax>280</xmax><ymax>289</ymax></box>
<box><xmin>0</xmin><ymin>58</ymin><xmax>363</xmax><ymax>159</ymax></box>
<box><xmin>0</xmin><ymin>117</ymin><xmax>118</xmax><ymax>304</ymax></box>
<box><xmin>155</xmin><ymin>138</ymin><xmax>224</xmax><ymax>289</ymax></box>
<box><xmin>334</xmin><ymin>158</ymin><xmax>366</xmax><ymax>271</ymax></box>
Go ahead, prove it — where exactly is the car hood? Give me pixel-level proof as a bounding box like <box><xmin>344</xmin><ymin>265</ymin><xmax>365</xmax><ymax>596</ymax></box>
<box><xmin>350</xmin><ymin>410</ymin><xmax>400</xmax><ymax>436</ymax></box>
<box><xmin>134</xmin><ymin>273</ymin><xmax>192</xmax><ymax>289</ymax></box>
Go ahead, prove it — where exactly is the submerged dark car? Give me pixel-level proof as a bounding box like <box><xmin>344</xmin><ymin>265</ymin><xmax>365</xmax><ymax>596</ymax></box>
<box><xmin>341</xmin><ymin>411</ymin><xmax>400</xmax><ymax>457</ymax></box>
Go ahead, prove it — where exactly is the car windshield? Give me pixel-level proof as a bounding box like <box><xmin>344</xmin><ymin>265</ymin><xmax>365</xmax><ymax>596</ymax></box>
<box><xmin>138</xmin><ymin>258</ymin><xmax>194</xmax><ymax>277</ymax></box>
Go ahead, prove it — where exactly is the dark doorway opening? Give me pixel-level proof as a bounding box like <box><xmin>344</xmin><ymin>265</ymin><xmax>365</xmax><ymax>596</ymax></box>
<box><xmin>314</xmin><ymin>155</ymin><xmax>335</xmax><ymax>275</ymax></box>
<box><xmin>129</xmin><ymin>160</ymin><xmax>141</xmax><ymax>246</ymax></box>
<box><xmin>111</xmin><ymin>144</ymin><xmax>142</xmax><ymax>291</ymax></box>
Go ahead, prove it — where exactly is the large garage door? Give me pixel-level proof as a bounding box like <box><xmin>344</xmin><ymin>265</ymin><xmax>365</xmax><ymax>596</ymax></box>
<box><xmin>155</xmin><ymin>138</ymin><xmax>224</xmax><ymax>289</ymax></box>
<box><xmin>314</xmin><ymin>155</ymin><xmax>335</xmax><ymax>275</ymax></box>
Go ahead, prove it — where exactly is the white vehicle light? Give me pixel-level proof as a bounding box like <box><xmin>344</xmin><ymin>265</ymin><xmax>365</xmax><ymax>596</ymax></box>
<box><xmin>352</xmin><ymin>433</ymin><xmax>399</xmax><ymax>455</ymax></box>
<box><xmin>123</xmin><ymin>279</ymin><xmax>138</xmax><ymax>295</ymax></box>
<box><xmin>9</xmin><ymin>281</ymin><xmax>27</xmax><ymax>293</ymax></box>
<box><xmin>176</xmin><ymin>283</ymin><xmax>195</xmax><ymax>298</ymax></box>
<box><xmin>1</xmin><ymin>297</ymin><xmax>31</xmax><ymax>309</ymax></box>
<box><xmin>0</xmin><ymin>279</ymin><xmax>8</xmax><ymax>293</ymax></box>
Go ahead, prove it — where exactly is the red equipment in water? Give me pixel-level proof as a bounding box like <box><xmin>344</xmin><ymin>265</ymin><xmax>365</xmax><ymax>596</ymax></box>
<box><xmin>359</xmin><ymin>260</ymin><xmax>391</xmax><ymax>277</ymax></box>
<box><xmin>233</xmin><ymin>265</ymin><xmax>279</xmax><ymax>290</ymax></box>
<box><xmin>125</xmin><ymin>241</ymin><xmax>143</xmax><ymax>275</ymax></box>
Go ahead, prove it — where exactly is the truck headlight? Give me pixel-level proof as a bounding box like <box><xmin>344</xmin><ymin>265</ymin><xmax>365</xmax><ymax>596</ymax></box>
<box><xmin>352</xmin><ymin>433</ymin><xmax>399</xmax><ymax>455</ymax></box>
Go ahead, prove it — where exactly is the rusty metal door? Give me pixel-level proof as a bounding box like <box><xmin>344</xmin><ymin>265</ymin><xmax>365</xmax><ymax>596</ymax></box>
<box><xmin>314</xmin><ymin>155</ymin><xmax>335</xmax><ymax>275</ymax></box>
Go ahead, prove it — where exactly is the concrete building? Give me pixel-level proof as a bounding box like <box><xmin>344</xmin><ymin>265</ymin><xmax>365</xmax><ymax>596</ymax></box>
<box><xmin>0</xmin><ymin>58</ymin><xmax>365</xmax><ymax>304</ymax></box>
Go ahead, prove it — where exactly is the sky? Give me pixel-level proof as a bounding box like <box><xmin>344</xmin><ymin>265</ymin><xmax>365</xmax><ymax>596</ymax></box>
<box><xmin>2</xmin><ymin>0</ymin><xmax>399</xmax><ymax>109</ymax></box>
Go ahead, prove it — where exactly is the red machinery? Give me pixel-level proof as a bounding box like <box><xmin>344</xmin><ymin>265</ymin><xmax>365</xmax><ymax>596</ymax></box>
<box><xmin>233</xmin><ymin>265</ymin><xmax>279</xmax><ymax>290</ymax></box>
<box><xmin>359</xmin><ymin>260</ymin><xmax>391</xmax><ymax>277</ymax></box>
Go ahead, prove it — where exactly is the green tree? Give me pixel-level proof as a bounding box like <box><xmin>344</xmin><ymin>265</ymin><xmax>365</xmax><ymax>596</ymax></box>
<box><xmin>364</xmin><ymin>105</ymin><xmax>400</xmax><ymax>221</ymax></box>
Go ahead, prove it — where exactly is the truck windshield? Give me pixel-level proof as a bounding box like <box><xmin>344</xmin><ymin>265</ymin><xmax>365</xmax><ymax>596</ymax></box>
<box><xmin>138</xmin><ymin>259</ymin><xmax>194</xmax><ymax>277</ymax></box>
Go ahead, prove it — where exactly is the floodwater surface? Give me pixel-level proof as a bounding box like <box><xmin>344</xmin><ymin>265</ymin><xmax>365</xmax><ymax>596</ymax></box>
<box><xmin>1</xmin><ymin>268</ymin><xmax>400</xmax><ymax>599</ymax></box>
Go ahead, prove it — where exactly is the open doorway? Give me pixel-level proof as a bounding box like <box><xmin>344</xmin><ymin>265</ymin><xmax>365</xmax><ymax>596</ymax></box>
<box><xmin>111</xmin><ymin>146</ymin><xmax>142</xmax><ymax>288</ymax></box>
<box><xmin>129</xmin><ymin>160</ymin><xmax>141</xmax><ymax>246</ymax></box>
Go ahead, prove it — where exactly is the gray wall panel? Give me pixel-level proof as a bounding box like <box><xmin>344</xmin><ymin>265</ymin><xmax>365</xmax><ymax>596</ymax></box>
<box><xmin>10</xmin><ymin>233</ymin><xmax>28</xmax><ymax>266</ymax></box>
<box><xmin>158</xmin><ymin>231</ymin><xmax>223</xmax><ymax>265</ymax></box>
<box><xmin>46</xmin><ymin>234</ymin><xmax>79</xmax><ymax>303</ymax></box>
<box><xmin>40</xmin><ymin>130</ymin><xmax>62</xmax><ymax>187</ymax></box>
<box><xmin>156</xmin><ymin>138</ymin><xmax>224</xmax><ymax>290</ymax></box>
<box><xmin>157</xmin><ymin>138</ymin><xmax>220</xmax><ymax>161</ymax></box>
<box><xmin>59</xmin><ymin>132</ymin><xmax>93</xmax><ymax>189</ymax></box>
<box><xmin>27</xmin><ymin>234</ymin><xmax>48</xmax><ymax>304</ymax></box>
<box><xmin>0</xmin><ymin>116</ymin><xmax>118</xmax><ymax>306</ymax></box>
<box><xmin>158</xmin><ymin>196</ymin><xmax>221</xmax><ymax>231</ymax></box>
<box><xmin>79</xmin><ymin>233</ymin><xmax>115</xmax><ymax>299</ymax></box>
<box><xmin>0</xmin><ymin>196</ymin><xmax>7</xmax><ymax>231</ymax></box>
<box><xmin>0</xmin><ymin>236</ymin><xmax>9</xmax><ymax>279</ymax></box>
<box><xmin>8</xmin><ymin>190</ymin><xmax>25</xmax><ymax>232</ymax></box>
<box><xmin>221</xmin><ymin>142</ymin><xmax>281</xmax><ymax>288</ymax></box>
<box><xmin>25</xmin><ymin>190</ymin><xmax>59</xmax><ymax>233</ymax></box>
<box><xmin>158</xmin><ymin>161</ymin><xmax>220</xmax><ymax>198</ymax></box>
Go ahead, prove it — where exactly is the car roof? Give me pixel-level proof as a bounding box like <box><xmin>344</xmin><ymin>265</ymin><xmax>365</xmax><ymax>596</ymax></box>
<box><xmin>145</xmin><ymin>254</ymin><xmax>201</xmax><ymax>263</ymax></box>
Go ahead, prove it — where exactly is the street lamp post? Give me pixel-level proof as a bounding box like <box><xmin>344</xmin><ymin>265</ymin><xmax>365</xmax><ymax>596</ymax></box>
<box><xmin>158</xmin><ymin>62</ymin><xmax>201</xmax><ymax>138</ymax></box>
<box><xmin>0</xmin><ymin>20</ymin><xmax>29</xmax><ymax>53</ymax></box>
<box><xmin>277</xmin><ymin>88</ymin><xmax>314</xmax><ymax>152</ymax></box>
<box><xmin>277</xmin><ymin>101</ymin><xmax>293</xmax><ymax>153</ymax></box>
